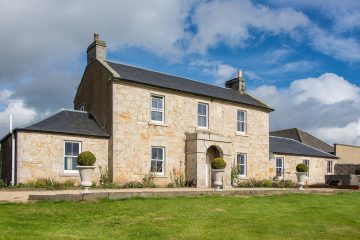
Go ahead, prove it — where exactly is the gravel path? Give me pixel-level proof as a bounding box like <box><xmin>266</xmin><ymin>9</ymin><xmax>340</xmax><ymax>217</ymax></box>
<box><xmin>0</xmin><ymin>187</ymin><xmax>348</xmax><ymax>203</ymax></box>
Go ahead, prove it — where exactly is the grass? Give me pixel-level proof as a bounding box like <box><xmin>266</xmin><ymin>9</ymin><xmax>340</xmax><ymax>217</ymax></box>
<box><xmin>0</xmin><ymin>193</ymin><xmax>359</xmax><ymax>239</ymax></box>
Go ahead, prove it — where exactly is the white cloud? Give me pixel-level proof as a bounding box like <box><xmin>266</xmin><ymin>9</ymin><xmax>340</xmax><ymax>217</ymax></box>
<box><xmin>0</xmin><ymin>90</ymin><xmax>38</xmax><ymax>136</ymax></box>
<box><xmin>311</xmin><ymin>120</ymin><xmax>360</xmax><ymax>146</ymax></box>
<box><xmin>189</xmin><ymin>0</ymin><xmax>309</xmax><ymax>53</ymax></box>
<box><xmin>190</xmin><ymin>60</ymin><xmax>237</xmax><ymax>85</ymax></box>
<box><xmin>250</xmin><ymin>73</ymin><xmax>360</xmax><ymax>145</ymax></box>
<box><xmin>290</xmin><ymin>73</ymin><xmax>360</xmax><ymax>104</ymax></box>
<box><xmin>308</xmin><ymin>26</ymin><xmax>360</xmax><ymax>62</ymax></box>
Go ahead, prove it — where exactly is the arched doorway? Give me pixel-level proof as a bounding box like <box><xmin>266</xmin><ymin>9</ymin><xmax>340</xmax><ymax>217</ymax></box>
<box><xmin>205</xmin><ymin>145</ymin><xmax>223</xmax><ymax>188</ymax></box>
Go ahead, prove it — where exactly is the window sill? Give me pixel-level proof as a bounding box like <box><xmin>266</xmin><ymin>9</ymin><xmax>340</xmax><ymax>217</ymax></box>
<box><xmin>237</xmin><ymin>176</ymin><xmax>248</xmax><ymax>180</ymax></box>
<box><xmin>236</xmin><ymin>132</ymin><xmax>248</xmax><ymax>137</ymax></box>
<box><xmin>148</xmin><ymin>121</ymin><xmax>168</xmax><ymax>127</ymax></box>
<box><xmin>196</xmin><ymin>127</ymin><xmax>210</xmax><ymax>132</ymax></box>
<box><xmin>60</xmin><ymin>171</ymin><xmax>79</xmax><ymax>177</ymax></box>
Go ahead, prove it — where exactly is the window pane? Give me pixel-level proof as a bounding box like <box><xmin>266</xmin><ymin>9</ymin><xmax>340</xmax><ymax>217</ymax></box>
<box><xmin>198</xmin><ymin>116</ymin><xmax>206</xmax><ymax>127</ymax></box>
<box><xmin>73</xmin><ymin>143</ymin><xmax>79</xmax><ymax>155</ymax></box>
<box><xmin>157</xmin><ymin>112</ymin><xmax>163</xmax><ymax>121</ymax></box>
<box><xmin>158</xmin><ymin>98</ymin><xmax>163</xmax><ymax>109</ymax></box>
<box><xmin>239</xmin><ymin>165</ymin><xmax>245</xmax><ymax>175</ymax></box>
<box><xmin>151</xmin><ymin>160</ymin><xmax>157</xmax><ymax>172</ymax></box>
<box><xmin>157</xmin><ymin>148</ymin><xmax>163</xmax><ymax>160</ymax></box>
<box><xmin>238</xmin><ymin>122</ymin><xmax>244</xmax><ymax>132</ymax></box>
<box><xmin>72</xmin><ymin>157</ymin><xmax>78</xmax><ymax>169</ymax></box>
<box><xmin>156</xmin><ymin>161</ymin><xmax>163</xmax><ymax>172</ymax></box>
<box><xmin>151</xmin><ymin>97</ymin><xmax>157</xmax><ymax>108</ymax></box>
<box><xmin>198</xmin><ymin>104</ymin><xmax>206</xmax><ymax>115</ymax></box>
<box><xmin>65</xmin><ymin>142</ymin><xmax>72</xmax><ymax>155</ymax></box>
<box><xmin>151</xmin><ymin>148</ymin><xmax>157</xmax><ymax>159</ymax></box>
<box><xmin>238</xmin><ymin>111</ymin><xmax>244</xmax><ymax>121</ymax></box>
<box><xmin>151</xmin><ymin>111</ymin><xmax>156</xmax><ymax>121</ymax></box>
<box><xmin>64</xmin><ymin>157</ymin><xmax>71</xmax><ymax>170</ymax></box>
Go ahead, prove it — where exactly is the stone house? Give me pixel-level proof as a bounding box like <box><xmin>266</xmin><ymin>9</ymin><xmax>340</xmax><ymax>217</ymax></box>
<box><xmin>0</xmin><ymin>34</ymin><xmax>339</xmax><ymax>187</ymax></box>
<box><xmin>269</xmin><ymin>136</ymin><xmax>338</xmax><ymax>185</ymax></box>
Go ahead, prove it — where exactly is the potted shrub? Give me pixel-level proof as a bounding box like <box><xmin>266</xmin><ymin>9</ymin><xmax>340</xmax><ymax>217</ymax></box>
<box><xmin>211</xmin><ymin>158</ymin><xmax>226</xmax><ymax>191</ymax></box>
<box><xmin>76</xmin><ymin>151</ymin><xmax>96</xmax><ymax>192</ymax></box>
<box><xmin>295</xmin><ymin>163</ymin><xmax>308</xmax><ymax>190</ymax></box>
<box><xmin>355</xmin><ymin>167</ymin><xmax>360</xmax><ymax>187</ymax></box>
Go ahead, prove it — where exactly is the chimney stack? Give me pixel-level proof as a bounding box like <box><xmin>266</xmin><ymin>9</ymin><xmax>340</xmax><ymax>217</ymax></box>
<box><xmin>225</xmin><ymin>69</ymin><xmax>246</xmax><ymax>94</ymax></box>
<box><xmin>87</xmin><ymin>33</ymin><xmax>106</xmax><ymax>64</ymax></box>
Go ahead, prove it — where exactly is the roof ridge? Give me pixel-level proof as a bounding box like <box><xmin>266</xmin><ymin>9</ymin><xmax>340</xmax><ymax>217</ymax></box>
<box><xmin>295</xmin><ymin>128</ymin><xmax>302</xmax><ymax>142</ymax></box>
<box><xmin>298</xmin><ymin>128</ymin><xmax>333</xmax><ymax>148</ymax></box>
<box><xmin>270</xmin><ymin>136</ymin><xmax>337</xmax><ymax>158</ymax></box>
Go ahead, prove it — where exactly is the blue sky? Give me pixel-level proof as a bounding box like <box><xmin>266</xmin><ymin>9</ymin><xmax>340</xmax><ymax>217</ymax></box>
<box><xmin>0</xmin><ymin>0</ymin><xmax>359</xmax><ymax>145</ymax></box>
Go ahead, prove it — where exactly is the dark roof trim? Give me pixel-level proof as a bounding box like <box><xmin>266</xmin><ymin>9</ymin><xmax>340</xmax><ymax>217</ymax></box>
<box><xmin>271</xmin><ymin>150</ymin><xmax>338</xmax><ymax>159</ymax></box>
<box><xmin>15</xmin><ymin>128</ymin><xmax>110</xmax><ymax>139</ymax></box>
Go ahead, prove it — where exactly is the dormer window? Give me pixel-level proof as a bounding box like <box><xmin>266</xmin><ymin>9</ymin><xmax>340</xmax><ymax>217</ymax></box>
<box><xmin>79</xmin><ymin>104</ymin><xmax>85</xmax><ymax>111</ymax></box>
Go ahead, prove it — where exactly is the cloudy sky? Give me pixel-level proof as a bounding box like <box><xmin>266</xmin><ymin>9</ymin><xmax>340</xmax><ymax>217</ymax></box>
<box><xmin>0</xmin><ymin>0</ymin><xmax>359</xmax><ymax>145</ymax></box>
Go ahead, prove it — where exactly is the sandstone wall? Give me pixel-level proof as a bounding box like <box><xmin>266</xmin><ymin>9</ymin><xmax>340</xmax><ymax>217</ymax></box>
<box><xmin>272</xmin><ymin>154</ymin><xmax>336</xmax><ymax>184</ymax></box>
<box><xmin>335</xmin><ymin>144</ymin><xmax>360</xmax><ymax>164</ymax></box>
<box><xmin>111</xmin><ymin>81</ymin><xmax>270</xmax><ymax>186</ymax></box>
<box><xmin>16</xmin><ymin>131</ymin><xmax>108</xmax><ymax>184</ymax></box>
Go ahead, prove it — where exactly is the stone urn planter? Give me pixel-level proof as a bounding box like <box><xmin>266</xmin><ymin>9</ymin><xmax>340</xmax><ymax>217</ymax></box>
<box><xmin>211</xmin><ymin>158</ymin><xmax>226</xmax><ymax>191</ymax></box>
<box><xmin>212</xmin><ymin>169</ymin><xmax>225</xmax><ymax>190</ymax></box>
<box><xmin>76</xmin><ymin>151</ymin><xmax>96</xmax><ymax>193</ymax></box>
<box><xmin>77</xmin><ymin>166</ymin><xmax>96</xmax><ymax>193</ymax></box>
<box><xmin>295</xmin><ymin>163</ymin><xmax>308</xmax><ymax>190</ymax></box>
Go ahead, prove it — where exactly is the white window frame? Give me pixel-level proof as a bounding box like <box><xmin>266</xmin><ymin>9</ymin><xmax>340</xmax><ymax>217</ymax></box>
<box><xmin>150</xmin><ymin>95</ymin><xmax>164</xmax><ymax>123</ymax></box>
<box><xmin>64</xmin><ymin>141</ymin><xmax>82</xmax><ymax>173</ymax></box>
<box><xmin>79</xmin><ymin>104</ymin><xmax>85</xmax><ymax>111</ymax></box>
<box><xmin>237</xmin><ymin>110</ymin><xmax>247</xmax><ymax>133</ymax></box>
<box><xmin>197</xmin><ymin>102</ymin><xmax>208</xmax><ymax>128</ymax></box>
<box><xmin>327</xmin><ymin>160</ymin><xmax>333</xmax><ymax>174</ymax></box>
<box><xmin>150</xmin><ymin>146</ymin><xmax>165</xmax><ymax>176</ymax></box>
<box><xmin>237</xmin><ymin>153</ymin><xmax>247</xmax><ymax>178</ymax></box>
<box><xmin>303</xmin><ymin>159</ymin><xmax>310</xmax><ymax>178</ymax></box>
<box><xmin>276</xmin><ymin>157</ymin><xmax>284</xmax><ymax>177</ymax></box>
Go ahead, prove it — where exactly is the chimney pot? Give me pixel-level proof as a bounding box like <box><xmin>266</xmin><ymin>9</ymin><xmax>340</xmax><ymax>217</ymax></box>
<box><xmin>87</xmin><ymin>33</ymin><xmax>106</xmax><ymax>64</ymax></box>
<box><xmin>225</xmin><ymin>69</ymin><xmax>246</xmax><ymax>94</ymax></box>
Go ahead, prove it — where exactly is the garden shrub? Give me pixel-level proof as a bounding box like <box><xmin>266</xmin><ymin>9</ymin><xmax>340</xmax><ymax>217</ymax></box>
<box><xmin>296</xmin><ymin>163</ymin><xmax>308</xmax><ymax>172</ymax></box>
<box><xmin>0</xmin><ymin>179</ymin><xmax>6</xmax><ymax>188</ymax></box>
<box><xmin>77</xmin><ymin>151</ymin><xmax>96</xmax><ymax>166</ymax></box>
<box><xmin>142</xmin><ymin>173</ymin><xmax>157</xmax><ymax>188</ymax></box>
<box><xmin>236</xmin><ymin>178</ymin><xmax>297</xmax><ymax>188</ymax></box>
<box><xmin>122</xmin><ymin>181</ymin><xmax>143</xmax><ymax>188</ymax></box>
<box><xmin>169</xmin><ymin>162</ymin><xmax>186</xmax><ymax>187</ymax></box>
<box><xmin>211</xmin><ymin>158</ymin><xmax>226</xmax><ymax>169</ymax></box>
<box><xmin>15</xmin><ymin>178</ymin><xmax>76</xmax><ymax>190</ymax></box>
<box><xmin>355</xmin><ymin>167</ymin><xmax>360</xmax><ymax>175</ymax></box>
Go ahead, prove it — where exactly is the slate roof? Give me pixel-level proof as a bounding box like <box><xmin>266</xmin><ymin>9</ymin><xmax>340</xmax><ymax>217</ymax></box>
<box><xmin>270</xmin><ymin>128</ymin><xmax>334</xmax><ymax>153</ymax></box>
<box><xmin>270</xmin><ymin>136</ymin><xmax>337</xmax><ymax>159</ymax></box>
<box><xmin>106</xmin><ymin>61</ymin><xmax>273</xmax><ymax>111</ymax></box>
<box><xmin>18</xmin><ymin>110</ymin><xmax>109</xmax><ymax>138</ymax></box>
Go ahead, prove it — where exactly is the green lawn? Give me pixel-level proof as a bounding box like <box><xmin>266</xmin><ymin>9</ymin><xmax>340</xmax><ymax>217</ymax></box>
<box><xmin>0</xmin><ymin>193</ymin><xmax>359</xmax><ymax>240</ymax></box>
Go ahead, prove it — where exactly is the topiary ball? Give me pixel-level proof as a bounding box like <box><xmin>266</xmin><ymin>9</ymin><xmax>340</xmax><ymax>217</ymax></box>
<box><xmin>355</xmin><ymin>167</ymin><xmax>360</xmax><ymax>175</ymax></box>
<box><xmin>296</xmin><ymin>163</ymin><xmax>308</xmax><ymax>173</ymax></box>
<box><xmin>77</xmin><ymin>151</ymin><xmax>96</xmax><ymax>166</ymax></box>
<box><xmin>211</xmin><ymin>158</ymin><xmax>226</xmax><ymax>169</ymax></box>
